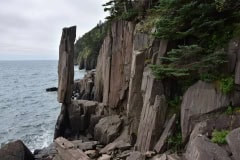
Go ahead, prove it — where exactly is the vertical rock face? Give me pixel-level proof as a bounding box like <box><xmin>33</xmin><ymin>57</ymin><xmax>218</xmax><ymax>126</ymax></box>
<box><xmin>58</xmin><ymin>26</ymin><xmax>76</xmax><ymax>104</ymax></box>
<box><xmin>108</xmin><ymin>21</ymin><xmax>135</xmax><ymax>110</ymax></box>
<box><xmin>55</xmin><ymin>26</ymin><xmax>76</xmax><ymax>139</ymax></box>
<box><xmin>127</xmin><ymin>50</ymin><xmax>145</xmax><ymax>135</ymax></box>
<box><xmin>94</xmin><ymin>20</ymin><xmax>135</xmax><ymax>111</ymax></box>
<box><xmin>135</xmin><ymin>70</ymin><xmax>166</xmax><ymax>152</ymax></box>
<box><xmin>94</xmin><ymin>33</ymin><xmax>112</xmax><ymax>104</ymax></box>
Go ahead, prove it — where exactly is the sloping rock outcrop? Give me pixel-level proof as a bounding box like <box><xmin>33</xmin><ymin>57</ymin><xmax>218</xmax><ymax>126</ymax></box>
<box><xmin>181</xmin><ymin>80</ymin><xmax>230</xmax><ymax>141</ymax></box>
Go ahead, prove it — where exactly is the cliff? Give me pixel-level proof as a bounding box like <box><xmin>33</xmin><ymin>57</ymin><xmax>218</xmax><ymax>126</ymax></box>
<box><xmin>2</xmin><ymin>1</ymin><xmax>239</xmax><ymax>160</ymax></box>
<box><xmin>65</xmin><ymin>0</ymin><xmax>240</xmax><ymax>159</ymax></box>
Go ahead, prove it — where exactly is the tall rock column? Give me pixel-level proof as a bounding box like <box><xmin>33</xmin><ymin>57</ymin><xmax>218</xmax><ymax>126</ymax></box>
<box><xmin>54</xmin><ymin>26</ymin><xmax>76</xmax><ymax>139</ymax></box>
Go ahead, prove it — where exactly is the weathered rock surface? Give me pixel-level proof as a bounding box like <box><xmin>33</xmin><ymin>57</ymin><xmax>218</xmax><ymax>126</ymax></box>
<box><xmin>136</xmin><ymin>94</ymin><xmax>167</xmax><ymax>152</ymax></box>
<box><xmin>55</xmin><ymin>137</ymin><xmax>90</xmax><ymax>160</ymax></box>
<box><xmin>100</xmin><ymin>140</ymin><xmax>131</xmax><ymax>154</ymax></box>
<box><xmin>226</xmin><ymin>127</ymin><xmax>240</xmax><ymax>160</ymax></box>
<box><xmin>181</xmin><ymin>81</ymin><xmax>230</xmax><ymax>141</ymax></box>
<box><xmin>0</xmin><ymin>140</ymin><xmax>34</xmax><ymax>160</ymax></box>
<box><xmin>71</xmin><ymin>140</ymin><xmax>99</xmax><ymax>151</ymax></box>
<box><xmin>127</xmin><ymin>50</ymin><xmax>145</xmax><ymax>135</ymax></box>
<box><xmin>73</xmin><ymin>70</ymin><xmax>95</xmax><ymax>100</ymax></box>
<box><xmin>94</xmin><ymin>115</ymin><xmax>122</xmax><ymax>144</ymax></box>
<box><xmin>185</xmin><ymin>135</ymin><xmax>231</xmax><ymax>160</ymax></box>
<box><xmin>58</xmin><ymin>26</ymin><xmax>76</xmax><ymax>104</ymax></box>
<box><xmin>136</xmin><ymin>70</ymin><xmax>166</xmax><ymax>152</ymax></box>
<box><xmin>154</xmin><ymin>114</ymin><xmax>176</xmax><ymax>153</ymax></box>
<box><xmin>126</xmin><ymin>151</ymin><xmax>145</xmax><ymax>160</ymax></box>
<box><xmin>98</xmin><ymin>154</ymin><xmax>112</xmax><ymax>160</ymax></box>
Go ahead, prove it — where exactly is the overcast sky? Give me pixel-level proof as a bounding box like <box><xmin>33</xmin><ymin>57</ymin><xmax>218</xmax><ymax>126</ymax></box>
<box><xmin>0</xmin><ymin>0</ymin><xmax>108</xmax><ymax>60</ymax></box>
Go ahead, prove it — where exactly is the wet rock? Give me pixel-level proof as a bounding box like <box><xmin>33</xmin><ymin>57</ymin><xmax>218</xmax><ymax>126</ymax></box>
<box><xmin>126</xmin><ymin>151</ymin><xmax>145</xmax><ymax>160</ymax></box>
<box><xmin>100</xmin><ymin>140</ymin><xmax>131</xmax><ymax>154</ymax></box>
<box><xmin>46</xmin><ymin>87</ymin><xmax>58</xmax><ymax>92</ymax></box>
<box><xmin>181</xmin><ymin>81</ymin><xmax>230</xmax><ymax>142</ymax></box>
<box><xmin>154</xmin><ymin>114</ymin><xmax>176</xmax><ymax>153</ymax></box>
<box><xmin>226</xmin><ymin>127</ymin><xmax>240</xmax><ymax>160</ymax></box>
<box><xmin>185</xmin><ymin>135</ymin><xmax>231</xmax><ymax>160</ymax></box>
<box><xmin>0</xmin><ymin>140</ymin><xmax>34</xmax><ymax>160</ymax></box>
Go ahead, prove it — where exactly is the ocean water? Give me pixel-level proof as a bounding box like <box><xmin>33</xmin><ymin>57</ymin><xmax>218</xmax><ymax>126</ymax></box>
<box><xmin>0</xmin><ymin>60</ymin><xmax>85</xmax><ymax>151</ymax></box>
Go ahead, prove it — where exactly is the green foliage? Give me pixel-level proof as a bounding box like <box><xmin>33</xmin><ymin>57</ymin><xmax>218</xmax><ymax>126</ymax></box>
<box><xmin>225</xmin><ymin>105</ymin><xmax>233</xmax><ymax>115</ymax></box>
<box><xmin>150</xmin><ymin>45</ymin><xmax>227</xmax><ymax>80</ymax></box>
<box><xmin>219</xmin><ymin>76</ymin><xmax>234</xmax><ymax>94</ymax></box>
<box><xmin>155</xmin><ymin>0</ymin><xmax>240</xmax><ymax>49</ymax></box>
<box><xmin>103</xmin><ymin>0</ymin><xmax>138</xmax><ymax>21</ymax></box>
<box><xmin>211</xmin><ymin>130</ymin><xmax>230</xmax><ymax>144</ymax></box>
<box><xmin>167</xmin><ymin>133</ymin><xmax>182</xmax><ymax>152</ymax></box>
<box><xmin>74</xmin><ymin>21</ymin><xmax>109</xmax><ymax>65</ymax></box>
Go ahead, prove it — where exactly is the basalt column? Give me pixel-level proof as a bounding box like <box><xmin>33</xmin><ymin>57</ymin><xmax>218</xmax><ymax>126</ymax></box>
<box><xmin>54</xmin><ymin>26</ymin><xmax>76</xmax><ymax>139</ymax></box>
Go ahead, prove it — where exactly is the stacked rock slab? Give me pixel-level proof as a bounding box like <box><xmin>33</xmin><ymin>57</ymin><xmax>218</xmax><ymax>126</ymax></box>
<box><xmin>136</xmin><ymin>71</ymin><xmax>167</xmax><ymax>152</ymax></box>
<box><xmin>55</xmin><ymin>26</ymin><xmax>76</xmax><ymax>139</ymax></box>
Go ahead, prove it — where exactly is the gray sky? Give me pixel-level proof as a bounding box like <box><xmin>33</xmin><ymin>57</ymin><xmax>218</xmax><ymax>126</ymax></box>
<box><xmin>0</xmin><ymin>0</ymin><xmax>108</xmax><ymax>60</ymax></box>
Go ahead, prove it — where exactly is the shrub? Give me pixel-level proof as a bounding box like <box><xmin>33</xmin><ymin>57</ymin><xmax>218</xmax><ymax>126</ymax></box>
<box><xmin>219</xmin><ymin>76</ymin><xmax>234</xmax><ymax>94</ymax></box>
<box><xmin>211</xmin><ymin>130</ymin><xmax>230</xmax><ymax>144</ymax></box>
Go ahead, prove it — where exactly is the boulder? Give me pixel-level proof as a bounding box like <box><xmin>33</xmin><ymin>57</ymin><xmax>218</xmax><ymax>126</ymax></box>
<box><xmin>94</xmin><ymin>115</ymin><xmax>122</xmax><ymax>144</ymax></box>
<box><xmin>126</xmin><ymin>151</ymin><xmax>145</xmax><ymax>160</ymax></box>
<box><xmin>181</xmin><ymin>81</ymin><xmax>230</xmax><ymax>142</ymax></box>
<box><xmin>84</xmin><ymin>150</ymin><xmax>99</xmax><ymax>159</ymax></box>
<box><xmin>57</xmin><ymin>26</ymin><xmax>76</xmax><ymax>104</ymax></box>
<box><xmin>226</xmin><ymin>127</ymin><xmax>240</xmax><ymax>160</ymax></box>
<box><xmin>154</xmin><ymin>114</ymin><xmax>176</xmax><ymax>153</ymax></box>
<box><xmin>0</xmin><ymin>140</ymin><xmax>34</xmax><ymax>160</ymax></box>
<box><xmin>185</xmin><ymin>135</ymin><xmax>231</xmax><ymax>160</ymax></box>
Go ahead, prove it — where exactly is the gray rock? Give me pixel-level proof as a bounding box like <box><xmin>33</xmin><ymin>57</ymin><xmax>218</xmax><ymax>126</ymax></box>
<box><xmin>57</xmin><ymin>26</ymin><xmax>76</xmax><ymax>104</ymax></box>
<box><xmin>127</xmin><ymin>50</ymin><xmax>145</xmax><ymax>135</ymax></box>
<box><xmin>226</xmin><ymin>127</ymin><xmax>240</xmax><ymax>160</ymax></box>
<box><xmin>98</xmin><ymin>154</ymin><xmax>112</xmax><ymax>160</ymax></box>
<box><xmin>94</xmin><ymin>115</ymin><xmax>122</xmax><ymax>144</ymax></box>
<box><xmin>181</xmin><ymin>81</ymin><xmax>230</xmax><ymax>142</ymax></box>
<box><xmin>0</xmin><ymin>140</ymin><xmax>34</xmax><ymax>160</ymax></box>
<box><xmin>71</xmin><ymin>140</ymin><xmax>99</xmax><ymax>151</ymax></box>
<box><xmin>126</xmin><ymin>151</ymin><xmax>145</xmax><ymax>160</ymax></box>
<box><xmin>154</xmin><ymin>114</ymin><xmax>176</xmax><ymax>153</ymax></box>
<box><xmin>136</xmin><ymin>94</ymin><xmax>167</xmax><ymax>152</ymax></box>
<box><xmin>185</xmin><ymin>135</ymin><xmax>231</xmax><ymax>160</ymax></box>
<box><xmin>84</xmin><ymin>150</ymin><xmax>99</xmax><ymax>159</ymax></box>
<box><xmin>100</xmin><ymin>140</ymin><xmax>131</xmax><ymax>154</ymax></box>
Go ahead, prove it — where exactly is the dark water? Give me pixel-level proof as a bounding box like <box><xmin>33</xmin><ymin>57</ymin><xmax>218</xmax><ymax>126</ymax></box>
<box><xmin>0</xmin><ymin>60</ymin><xmax>85</xmax><ymax>151</ymax></box>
